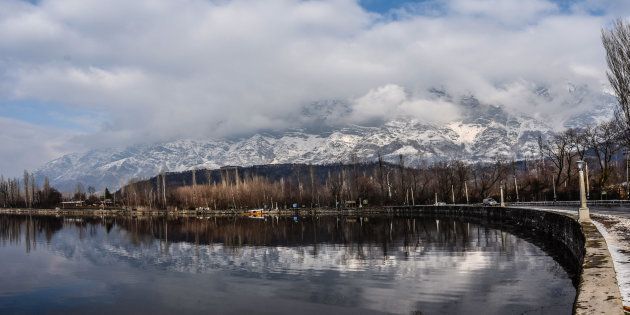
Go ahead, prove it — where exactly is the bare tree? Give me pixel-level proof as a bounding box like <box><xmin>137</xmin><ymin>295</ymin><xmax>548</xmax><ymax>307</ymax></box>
<box><xmin>603</xmin><ymin>19</ymin><xmax>630</xmax><ymax>145</ymax></box>
<box><xmin>588</xmin><ymin>120</ymin><xmax>623</xmax><ymax>189</ymax></box>
<box><xmin>473</xmin><ymin>159</ymin><xmax>506</xmax><ymax>199</ymax></box>
<box><xmin>539</xmin><ymin>134</ymin><xmax>569</xmax><ymax>189</ymax></box>
<box><xmin>377</xmin><ymin>152</ymin><xmax>386</xmax><ymax>203</ymax></box>
<box><xmin>566</xmin><ymin>127</ymin><xmax>589</xmax><ymax>160</ymax></box>
<box><xmin>23</xmin><ymin>170</ymin><xmax>30</xmax><ymax>207</ymax></box>
<box><xmin>74</xmin><ymin>183</ymin><xmax>86</xmax><ymax>201</ymax></box>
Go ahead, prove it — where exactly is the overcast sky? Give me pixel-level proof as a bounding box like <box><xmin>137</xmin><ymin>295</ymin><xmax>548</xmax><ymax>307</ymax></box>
<box><xmin>0</xmin><ymin>0</ymin><xmax>628</xmax><ymax>177</ymax></box>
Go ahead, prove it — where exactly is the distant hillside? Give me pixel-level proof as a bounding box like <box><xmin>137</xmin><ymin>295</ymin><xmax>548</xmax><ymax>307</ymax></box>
<box><xmin>123</xmin><ymin>163</ymin><xmax>385</xmax><ymax>193</ymax></box>
<box><xmin>34</xmin><ymin>86</ymin><xmax>616</xmax><ymax>192</ymax></box>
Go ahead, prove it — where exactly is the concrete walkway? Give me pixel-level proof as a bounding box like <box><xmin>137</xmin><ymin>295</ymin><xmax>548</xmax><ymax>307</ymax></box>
<box><xmin>575</xmin><ymin>221</ymin><xmax>624</xmax><ymax>314</ymax></box>
<box><xmin>522</xmin><ymin>205</ymin><xmax>630</xmax><ymax>313</ymax></box>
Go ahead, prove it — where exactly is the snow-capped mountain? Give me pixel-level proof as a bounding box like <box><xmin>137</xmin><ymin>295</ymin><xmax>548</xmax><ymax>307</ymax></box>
<box><xmin>35</xmin><ymin>81</ymin><xmax>620</xmax><ymax>192</ymax></box>
<box><xmin>562</xmin><ymin>84</ymin><xmax>618</xmax><ymax>128</ymax></box>
<box><xmin>35</xmin><ymin>95</ymin><xmax>563</xmax><ymax>191</ymax></box>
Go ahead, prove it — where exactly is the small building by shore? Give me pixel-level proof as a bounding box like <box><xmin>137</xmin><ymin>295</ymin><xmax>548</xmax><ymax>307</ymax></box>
<box><xmin>60</xmin><ymin>201</ymin><xmax>84</xmax><ymax>208</ymax></box>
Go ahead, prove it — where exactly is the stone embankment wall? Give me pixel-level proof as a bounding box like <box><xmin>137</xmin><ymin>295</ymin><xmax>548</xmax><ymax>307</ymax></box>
<box><xmin>390</xmin><ymin>205</ymin><xmax>623</xmax><ymax>315</ymax></box>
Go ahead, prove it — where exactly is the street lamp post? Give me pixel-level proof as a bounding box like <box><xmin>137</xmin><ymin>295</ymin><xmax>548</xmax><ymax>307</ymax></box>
<box><xmin>577</xmin><ymin>160</ymin><xmax>590</xmax><ymax>222</ymax></box>
<box><xmin>552</xmin><ymin>175</ymin><xmax>557</xmax><ymax>203</ymax></box>
<box><xmin>514</xmin><ymin>176</ymin><xmax>519</xmax><ymax>203</ymax></box>
<box><xmin>500</xmin><ymin>182</ymin><xmax>505</xmax><ymax>207</ymax></box>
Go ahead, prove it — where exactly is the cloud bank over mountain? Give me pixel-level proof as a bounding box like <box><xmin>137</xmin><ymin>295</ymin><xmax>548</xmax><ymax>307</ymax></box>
<box><xmin>0</xmin><ymin>0</ymin><xmax>627</xmax><ymax>176</ymax></box>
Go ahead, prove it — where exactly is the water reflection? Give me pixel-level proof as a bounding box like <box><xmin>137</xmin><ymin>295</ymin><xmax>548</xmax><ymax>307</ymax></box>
<box><xmin>0</xmin><ymin>214</ymin><xmax>575</xmax><ymax>314</ymax></box>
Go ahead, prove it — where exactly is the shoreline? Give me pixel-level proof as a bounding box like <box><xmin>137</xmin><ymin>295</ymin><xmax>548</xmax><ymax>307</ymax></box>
<box><xmin>0</xmin><ymin>205</ymin><xmax>624</xmax><ymax>314</ymax></box>
<box><xmin>0</xmin><ymin>207</ymin><xmax>399</xmax><ymax>217</ymax></box>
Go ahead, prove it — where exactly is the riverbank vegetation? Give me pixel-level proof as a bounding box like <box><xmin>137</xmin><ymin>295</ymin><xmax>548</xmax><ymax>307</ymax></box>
<box><xmin>0</xmin><ymin>171</ymin><xmax>62</xmax><ymax>208</ymax></box>
<box><xmin>0</xmin><ymin>117</ymin><xmax>628</xmax><ymax>211</ymax></box>
<box><xmin>113</xmin><ymin>118</ymin><xmax>629</xmax><ymax>210</ymax></box>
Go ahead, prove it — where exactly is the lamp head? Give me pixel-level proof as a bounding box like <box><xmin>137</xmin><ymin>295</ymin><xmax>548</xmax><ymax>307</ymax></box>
<box><xmin>577</xmin><ymin>160</ymin><xmax>584</xmax><ymax>171</ymax></box>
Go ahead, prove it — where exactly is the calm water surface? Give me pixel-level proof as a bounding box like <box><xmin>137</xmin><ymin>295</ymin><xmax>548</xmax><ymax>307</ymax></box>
<box><xmin>0</xmin><ymin>214</ymin><xmax>576</xmax><ymax>314</ymax></box>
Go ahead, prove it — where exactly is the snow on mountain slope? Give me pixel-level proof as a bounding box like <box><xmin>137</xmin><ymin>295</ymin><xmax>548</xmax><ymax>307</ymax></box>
<box><xmin>553</xmin><ymin>83</ymin><xmax>618</xmax><ymax>129</ymax></box>
<box><xmin>446</xmin><ymin>122</ymin><xmax>485</xmax><ymax>144</ymax></box>
<box><xmin>35</xmin><ymin>96</ymin><xmax>560</xmax><ymax>191</ymax></box>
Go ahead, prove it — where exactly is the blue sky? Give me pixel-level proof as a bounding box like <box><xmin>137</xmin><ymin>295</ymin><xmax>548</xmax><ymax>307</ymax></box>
<box><xmin>0</xmin><ymin>100</ymin><xmax>102</xmax><ymax>132</ymax></box>
<box><xmin>359</xmin><ymin>0</ymin><xmax>425</xmax><ymax>13</ymax></box>
<box><xmin>0</xmin><ymin>0</ymin><xmax>627</xmax><ymax>177</ymax></box>
<box><xmin>359</xmin><ymin>0</ymin><xmax>581</xmax><ymax>14</ymax></box>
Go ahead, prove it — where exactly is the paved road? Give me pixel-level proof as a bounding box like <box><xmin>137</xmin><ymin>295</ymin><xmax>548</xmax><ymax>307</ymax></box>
<box><xmin>589</xmin><ymin>206</ymin><xmax>630</xmax><ymax>218</ymax></box>
<box><xmin>522</xmin><ymin>205</ymin><xmax>630</xmax><ymax>219</ymax></box>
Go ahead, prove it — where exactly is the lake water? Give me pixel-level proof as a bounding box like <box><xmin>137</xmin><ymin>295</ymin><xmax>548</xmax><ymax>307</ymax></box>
<box><xmin>0</xmin><ymin>214</ymin><xmax>576</xmax><ymax>314</ymax></box>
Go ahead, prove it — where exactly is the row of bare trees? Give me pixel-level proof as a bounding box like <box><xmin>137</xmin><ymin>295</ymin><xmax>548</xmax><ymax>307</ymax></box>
<box><xmin>1</xmin><ymin>120</ymin><xmax>623</xmax><ymax>211</ymax></box>
<box><xmin>0</xmin><ymin>171</ymin><xmax>62</xmax><ymax>208</ymax></box>
<box><xmin>115</xmin><ymin>118</ymin><xmax>629</xmax><ymax>211</ymax></box>
<box><xmin>538</xmin><ymin>120</ymin><xmax>625</xmax><ymax>200</ymax></box>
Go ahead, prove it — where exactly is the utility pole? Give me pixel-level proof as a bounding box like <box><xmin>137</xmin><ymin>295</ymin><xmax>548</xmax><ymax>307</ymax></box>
<box><xmin>160</xmin><ymin>163</ymin><xmax>168</xmax><ymax>211</ymax></box>
<box><xmin>192</xmin><ymin>168</ymin><xmax>197</xmax><ymax>207</ymax></box>
<box><xmin>500</xmin><ymin>182</ymin><xmax>505</xmax><ymax>207</ymax></box>
<box><xmin>514</xmin><ymin>176</ymin><xmax>519</xmax><ymax>203</ymax></box>
<box><xmin>386</xmin><ymin>172</ymin><xmax>392</xmax><ymax>199</ymax></box>
<box><xmin>552</xmin><ymin>175</ymin><xmax>557</xmax><ymax>203</ymax></box>
<box><xmin>464</xmin><ymin>182</ymin><xmax>469</xmax><ymax>204</ymax></box>
<box><xmin>161</xmin><ymin>173</ymin><xmax>167</xmax><ymax>210</ymax></box>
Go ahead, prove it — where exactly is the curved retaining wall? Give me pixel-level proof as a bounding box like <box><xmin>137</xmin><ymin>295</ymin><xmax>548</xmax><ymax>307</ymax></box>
<box><xmin>0</xmin><ymin>206</ymin><xmax>624</xmax><ymax>313</ymax></box>
<box><xmin>390</xmin><ymin>205</ymin><xmax>623</xmax><ymax>315</ymax></box>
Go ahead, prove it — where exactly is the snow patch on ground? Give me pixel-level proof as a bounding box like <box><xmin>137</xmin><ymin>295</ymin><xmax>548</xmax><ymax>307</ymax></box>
<box><xmin>591</xmin><ymin>215</ymin><xmax>630</xmax><ymax>307</ymax></box>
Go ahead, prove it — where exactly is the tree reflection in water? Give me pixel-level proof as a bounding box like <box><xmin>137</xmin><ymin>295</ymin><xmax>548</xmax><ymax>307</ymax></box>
<box><xmin>0</xmin><ymin>214</ymin><xmax>577</xmax><ymax>315</ymax></box>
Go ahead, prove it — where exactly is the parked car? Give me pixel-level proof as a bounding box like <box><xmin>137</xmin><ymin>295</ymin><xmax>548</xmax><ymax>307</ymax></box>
<box><xmin>436</xmin><ymin>202</ymin><xmax>447</xmax><ymax>206</ymax></box>
<box><xmin>483</xmin><ymin>198</ymin><xmax>498</xmax><ymax>206</ymax></box>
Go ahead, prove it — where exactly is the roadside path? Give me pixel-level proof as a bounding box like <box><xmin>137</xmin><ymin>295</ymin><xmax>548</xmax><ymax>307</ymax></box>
<box><xmin>523</xmin><ymin>205</ymin><xmax>630</xmax><ymax>311</ymax></box>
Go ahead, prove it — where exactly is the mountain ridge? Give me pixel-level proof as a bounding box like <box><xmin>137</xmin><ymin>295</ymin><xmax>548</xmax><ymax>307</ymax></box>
<box><xmin>34</xmin><ymin>86</ymin><xmax>617</xmax><ymax>192</ymax></box>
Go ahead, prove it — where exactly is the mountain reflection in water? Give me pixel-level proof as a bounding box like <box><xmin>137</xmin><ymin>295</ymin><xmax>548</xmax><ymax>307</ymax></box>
<box><xmin>0</xmin><ymin>214</ymin><xmax>575</xmax><ymax>314</ymax></box>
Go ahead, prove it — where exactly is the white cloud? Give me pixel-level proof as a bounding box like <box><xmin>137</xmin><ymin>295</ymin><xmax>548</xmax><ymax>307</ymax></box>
<box><xmin>0</xmin><ymin>0</ymin><xmax>625</xmax><ymax>172</ymax></box>
<box><xmin>0</xmin><ymin>117</ymin><xmax>78</xmax><ymax>177</ymax></box>
<box><xmin>448</xmin><ymin>0</ymin><xmax>558</xmax><ymax>25</ymax></box>
<box><xmin>347</xmin><ymin>84</ymin><xmax>460</xmax><ymax>124</ymax></box>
